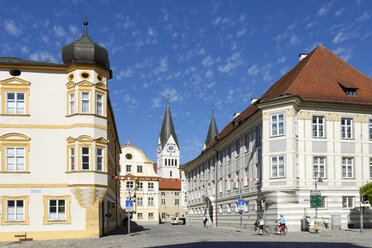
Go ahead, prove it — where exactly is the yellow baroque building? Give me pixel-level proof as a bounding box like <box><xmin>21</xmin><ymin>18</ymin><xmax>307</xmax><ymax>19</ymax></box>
<box><xmin>119</xmin><ymin>142</ymin><xmax>160</xmax><ymax>225</ymax></box>
<box><xmin>0</xmin><ymin>19</ymin><xmax>122</xmax><ymax>241</ymax></box>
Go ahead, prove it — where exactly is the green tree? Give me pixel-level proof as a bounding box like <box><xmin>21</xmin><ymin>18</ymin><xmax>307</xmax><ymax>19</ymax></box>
<box><xmin>362</xmin><ymin>182</ymin><xmax>372</xmax><ymax>203</ymax></box>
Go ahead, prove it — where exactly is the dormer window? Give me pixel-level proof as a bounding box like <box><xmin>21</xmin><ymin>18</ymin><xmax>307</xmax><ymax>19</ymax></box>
<box><xmin>345</xmin><ymin>89</ymin><xmax>357</xmax><ymax>96</ymax></box>
<box><xmin>338</xmin><ymin>82</ymin><xmax>358</xmax><ymax>96</ymax></box>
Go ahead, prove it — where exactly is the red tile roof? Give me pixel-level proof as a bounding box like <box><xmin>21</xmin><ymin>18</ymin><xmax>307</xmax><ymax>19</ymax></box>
<box><xmin>159</xmin><ymin>178</ymin><xmax>181</xmax><ymax>190</ymax></box>
<box><xmin>181</xmin><ymin>45</ymin><xmax>372</xmax><ymax>169</ymax></box>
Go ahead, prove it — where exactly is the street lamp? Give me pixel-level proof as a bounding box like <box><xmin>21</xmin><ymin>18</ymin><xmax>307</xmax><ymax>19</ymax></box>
<box><xmin>314</xmin><ymin>172</ymin><xmax>323</xmax><ymax>226</ymax></box>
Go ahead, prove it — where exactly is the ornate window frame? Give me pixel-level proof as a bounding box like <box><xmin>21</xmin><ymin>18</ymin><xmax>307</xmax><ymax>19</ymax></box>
<box><xmin>1</xmin><ymin>195</ymin><xmax>30</xmax><ymax>225</ymax></box>
<box><xmin>43</xmin><ymin>195</ymin><xmax>71</xmax><ymax>224</ymax></box>
<box><xmin>0</xmin><ymin>77</ymin><xmax>31</xmax><ymax>116</ymax></box>
<box><xmin>0</xmin><ymin>133</ymin><xmax>30</xmax><ymax>173</ymax></box>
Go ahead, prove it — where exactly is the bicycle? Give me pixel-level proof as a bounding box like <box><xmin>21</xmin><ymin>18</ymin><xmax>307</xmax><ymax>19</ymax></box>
<box><xmin>276</xmin><ymin>224</ymin><xmax>288</xmax><ymax>236</ymax></box>
<box><xmin>254</xmin><ymin>223</ymin><xmax>270</xmax><ymax>236</ymax></box>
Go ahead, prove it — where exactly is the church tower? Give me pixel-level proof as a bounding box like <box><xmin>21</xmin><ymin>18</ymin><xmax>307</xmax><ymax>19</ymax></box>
<box><xmin>203</xmin><ymin>108</ymin><xmax>218</xmax><ymax>150</ymax></box>
<box><xmin>157</xmin><ymin>97</ymin><xmax>180</xmax><ymax>178</ymax></box>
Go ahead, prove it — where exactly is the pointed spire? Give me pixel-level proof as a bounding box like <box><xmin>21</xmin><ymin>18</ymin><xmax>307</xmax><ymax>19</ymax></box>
<box><xmin>159</xmin><ymin>96</ymin><xmax>179</xmax><ymax>149</ymax></box>
<box><xmin>83</xmin><ymin>16</ymin><xmax>88</xmax><ymax>35</ymax></box>
<box><xmin>204</xmin><ymin>106</ymin><xmax>218</xmax><ymax>149</ymax></box>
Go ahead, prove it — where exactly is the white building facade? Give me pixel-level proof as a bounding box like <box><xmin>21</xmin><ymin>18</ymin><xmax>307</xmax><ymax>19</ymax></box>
<box><xmin>182</xmin><ymin>45</ymin><xmax>372</xmax><ymax>231</ymax></box>
<box><xmin>0</xmin><ymin>20</ymin><xmax>122</xmax><ymax>241</ymax></box>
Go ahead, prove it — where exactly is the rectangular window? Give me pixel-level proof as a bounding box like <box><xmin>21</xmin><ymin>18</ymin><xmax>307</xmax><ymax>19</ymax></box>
<box><xmin>6</xmin><ymin>147</ymin><xmax>25</xmax><ymax>171</ymax></box>
<box><xmin>148</xmin><ymin>197</ymin><xmax>154</xmax><ymax>206</ymax></box>
<box><xmin>81</xmin><ymin>147</ymin><xmax>90</xmax><ymax>170</ymax></box>
<box><xmin>370</xmin><ymin>158</ymin><xmax>372</xmax><ymax>179</ymax></box>
<box><xmin>161</xmin><ymin>213</ymin><xmax>166</xmax><ymax>219</ymax></box>
<box><xmin>70</xmin><ymin>147</ymin><xmax>75</xmax><ymax>171</ymax></box>
<box><xmin>126</xmin><ymin>165</ymin><xmax>131</xmax><ymax>173</ymax></box>
<box><xmin>313</xmin><ymin>116</ymin><xmax>325</xmax><ymax>138</ymax></box>
<box><xmin>96</xmin><ymin>93</ymin><xmax>103</xmax><ymax>115</ymax></box>
<box><xmin>228</xmin><ymin>145</ymin><xmax>232</xmax><ymax>161</ymax></box>
<box><xmin>81</xmin><ymin>92</ymin><xmax>90</xmax><ymax>113</ymax></box>
<box><xmin>6</xmin><ymin>200</ymin><xmax>24</xmax><ymax>221</ymax></box>
<box><xmin>175</xmin><ymin>212</ymin><xmax>179</xmax><ymax>217</ymax></box>
<box><xmin>137</xmin><ymin>213</ymin><xmax>143</xmax><ymax>219</ymax></box>
<box><xmin>342</xmin><ymin>157</ymin><xmax>354</xmax><ymax>178</ymax></box>
<box><xmin>136</xmin><ymin>182</ymin><xmax>143</xmax><ymax>191</ymax></box>
<box><xmin>244</xmin><ymin>133</ymin><xmax>249</xmax><ymax>153</ymax></box>
<box><xmin>235</xmin><ymin>140</ymin><xmax>240</xmax><ymax>157</ymax></box>
<box><xmin>137</xmin><ymin>165</ymin><xmax>143</xmax><ymax>173</ymax></box>
<box><xmin>161</xmin><ymin>199</ymin><xmax>165</xmax><ymax>205</ymax></box>
<box><xmin>96</xmin><ymin>148</ymin><xmax>103</xmax><ymax>171</ymax></box>
<box><xmin>342</xmin><ymin>196</ymin><xmax>354</xmax><ymax>209</ymax></box>
<box><xmin>69</xmin><ymin>93</ymin><xmax>75</xmax><ymax>115</ymax></box>
<box><xmin>271</xmin><ymin>114</ymin><xmax>285</xmax><ymax>136</ymax></box>
<box><xmin>148</xmin><ymin>212</ymin><xmax>154</xmax><ymax>219</ymax></box>
<box><xmin>161</xmin><ymin>192</ymin><xmax>165</xmax><ymax>196</ymax></box>
<box><xmin>137</xmin><ymin>197</ymin><xmax>143</xmax><ymax>206</ymax></box>
<box><xmin>271</xmin><ymin>156</ymin><xmax>285</xmax><ymax>178</ymax></box>
<box><xmin>175</xmin><ymin>192</ymin><xmax>179</xmax><ymax>195</ymax></box>
<box><xmin>369</xmin><ymin>119</ymin><xmax>372</xmax><ymax>140</ymax></box>
<box><xmin>341</xmin><ymin>118</ymin><xmax>353</xmax><ymax>139</ymax></box>
<box><xmin>6</xmin><ymin>92</ymin><xmax>25</xmax><ymax>114</ymax></box>
<box><xmin>175</xmin><ymin>199</ymin><xmax>179</xmax><ymax>205</ymax></box>
<box><xmin>148</xmin><ymin>182</ymin><xmax>154</xmax><ymax>191</ymax></box>
<box><xmin>313</xmin><ymin>157</ymin><xmax>326</xmax><ymax>178</ymax></box>
<box><xmin>256</xmin><ymin>126</ymin><xmax>262</xmax><ymax>146</ymax></box>
<box><xmin>48</xmin><ymin>199</ymin><xmax>66</xmax><ymax>221</ymax></box>
<box><xmin>126</xmin><ymin>181</ymin><xmax>134</xmax><ymax>190</ymax></box>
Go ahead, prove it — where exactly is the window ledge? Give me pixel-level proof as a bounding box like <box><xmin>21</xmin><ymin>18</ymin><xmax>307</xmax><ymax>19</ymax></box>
<box><xmin>44</xmin><ymin>219</ymin><xmax>71</xmax><ymax>225</ymax></box>
<box><xmin>66</xmin><ymin>113</ymin><xmax>107</xmax><ymax>119</ymax></box>
<box><xmin>66</xmin><ymin>171</ymin><xmax>107</xmax><ymax>174</ymax></box>
<box><xmin>0</xmin><ymin>114</ymin><xmax>30</xmax><ymax>117</ymax></box>
<box><xmin>3</xmin><ymin>221</ymin><xmax>28</xmax><ymax>225</ymax></box>
<box><xmin>0</xmin><ymin>171</ymin><xmax>30</xmax><ymax>174</ymax></box>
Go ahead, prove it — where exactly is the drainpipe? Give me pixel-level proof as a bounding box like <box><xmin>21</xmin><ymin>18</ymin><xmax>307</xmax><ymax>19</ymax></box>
<box><xmin>212</xmin><ymin>138</ymin><xmax>219</xmax><ymax>227</ymax></box>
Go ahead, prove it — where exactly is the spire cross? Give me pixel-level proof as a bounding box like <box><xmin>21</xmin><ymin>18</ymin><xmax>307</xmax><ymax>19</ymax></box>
<box><xmin>166</xmin><ymin>95</ymin><xmax>170</xmax><ymax>104</ymax></box>
<box><xmin>212</xmin><ymin>105</ymin><xmax>214</xmax><ymax>116</ymax></box>
<box><xmin>83</xmin><ymin>16</ymin><xmax>88</xmax><ymax>34</ymax></box>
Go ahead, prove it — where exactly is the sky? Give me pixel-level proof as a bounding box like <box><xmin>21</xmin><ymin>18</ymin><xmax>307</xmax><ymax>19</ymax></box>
<box><xmin>1</xmin><ymin>0</ymin><xmax>371</xmax><ymax>164</ymax></box>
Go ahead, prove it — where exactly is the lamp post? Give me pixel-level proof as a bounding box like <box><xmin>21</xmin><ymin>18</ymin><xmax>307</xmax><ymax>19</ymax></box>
<box><xmin>314</xmin><ymin>171</ymin><xmax>323</xmax><ymax>231</ymax></box>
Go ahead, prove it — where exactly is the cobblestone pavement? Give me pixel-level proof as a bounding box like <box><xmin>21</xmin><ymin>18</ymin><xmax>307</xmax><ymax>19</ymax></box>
<box><xmin>1</xmin><ymin>224</ymin><xmax>372</xmax><ymax>248</ymax></box>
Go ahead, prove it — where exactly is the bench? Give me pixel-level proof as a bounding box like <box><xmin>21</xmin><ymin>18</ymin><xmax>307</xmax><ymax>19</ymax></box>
<box><xmin>14</xmin><ymin>232</ymin><xmax>33</xmax><ymax>242</ymax></box>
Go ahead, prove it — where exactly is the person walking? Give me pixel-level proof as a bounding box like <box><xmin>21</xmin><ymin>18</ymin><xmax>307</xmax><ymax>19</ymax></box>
<box><xmin>203</xmin><ymin>216</ymin><xmax>207</xmax><ymax>227</ymax></box>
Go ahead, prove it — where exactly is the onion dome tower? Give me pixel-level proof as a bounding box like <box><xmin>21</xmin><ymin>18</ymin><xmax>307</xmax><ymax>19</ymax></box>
<box><xmin>62</xmin><ymin>17</ymin><xmax>110</xmax><ymax>69</ymax></box>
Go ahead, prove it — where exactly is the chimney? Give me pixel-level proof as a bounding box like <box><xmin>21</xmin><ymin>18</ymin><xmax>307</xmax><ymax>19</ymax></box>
<box><xmin>251</xmin><ymin>98</ymin><xmax>258</xmax><ymax>104</ymax></box>
<box><xmin>233</xmin><ymin>112</ymin><xmax>240</xmax><ymax>119</ymax></box>
<box><xmin>298</xmin><ymin>53</ymin><xmax>308</xmax><ymax>62</ymax></box>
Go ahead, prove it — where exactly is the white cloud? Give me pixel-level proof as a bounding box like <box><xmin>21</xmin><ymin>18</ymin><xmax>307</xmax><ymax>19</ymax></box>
<box><xmin>205</xmin><ymin>70</ymin><xmax>213</xmax><ymax>78</ymax></box>
<box><xmin>202</xmin><ymin>55</ymin><xmax>214</xmax><ymax>67</ymax></box>
<box><xmin>21</xmin><ymin>46</ymin><xmax>30</xmax><ymax>54</ymax></box>
<box><xmin>236</xmin><ymin>28</ymin><xmax>246</xmax><ymax>37</ymax></box>
<box><xmin>278</xmin><ymin>57</ymin><xmax>286</xmax><ymax>63</ymax></box>
<box><xmin>212</xmin><ymin>17</ymin><xmax>221</xmax><ymax>26</ymax></box>
<box><xmin>53</xmin><ymin>25</ymin><xmax>65</xmax><ymax>38</ymax></box>
<box><xmin>247</xmin><ymin>64</ymin><xmax>259</xmax><ymax>76</ymax></box>
<box><xmin>69</xmin><ymin>24</ymin><xmax>79</xmax><ymax>36</ymax></box>
<box><xmin>335</xmin><ymin>8</ymin><xmax>345</xmax><ymax>17</ymax></box>
<box><xmin>154</xmin><ymin>56</ymin><xmax>168</xmax><ymax>75</ymax></box>
<box><xmin>4</xmin><ymin>20</ymin><xmax>22</xmax><ymax>36</ymax></box>
<box><xmin>148</xmin><ymin>27</ymin><xmax>156</xmax><ymax>36</ymax></box>
<box><xmin>218</xmin><ymin>52</ymin><xmax>243</xmax><ymax>73</ymax></box>
<box><xmin>306</xmin><ymin>22</ymin><xmax>315</xmax><ymax>28</ymax></box>
<box><xmin>151</xmin><ymin>88</ymin><xmax>183</xmax><ymax>108</ymax></box>
<box><xmin>318</xmin><ymin>2</ymin><xmax>332</xmax><ymax>16</ymax></box>
<box><xmin>290</xmin><ymin>34</ymin><xmax>299</xmax><ymax>45</ymax></box>
<box><xmin>116</xmin><ymin>67</ymin><xmax>134</xmax><ymax>80</ymax></box>
<box><xmin>207</xmin><ymin>81</ymin><xmax>216</xmax><ymax>88</ymax></box>
<box><xmin>332</xmin><ymin>31</ymin><xmax>351</xmax><ymax>44</ymax></box>
<box><xmin>356</xmin><ymin>12</ymin><xmax>370</xmax><ymax>22</ymax></box>
<box><xmin>152</xmin><ymin>97</ymin><xmax>162</xmax><ymax>108</ymax></box>
<box><xmin>29</xmin><ymin>51</ymin><xmax>57</xmax><ymax>62</ymax></box>
<box><xmin>231</xmin><ymin>41</ymin><xmax>237</xmax><ymax>50</ymax></box>
<box><xmin>333</xmin><ymin>46</ymin><xmax>352</xmax><ymax>61</ymax></box>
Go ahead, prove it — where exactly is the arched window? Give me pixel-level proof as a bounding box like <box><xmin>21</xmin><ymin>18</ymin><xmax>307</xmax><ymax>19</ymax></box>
<box><xmin>170</xmin><ymin>171</ymin><xmax>172</xmax><ymax>177</ymax></box>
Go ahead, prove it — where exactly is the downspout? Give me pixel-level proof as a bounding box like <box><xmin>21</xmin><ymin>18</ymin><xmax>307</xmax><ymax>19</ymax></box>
<box><xmin>115</xmin><ymin>138</ymin><xmax>118</xmax><ymax>228</ymax></box>
<box><xmin>212</xmin><ymin>138</ymin><xmax>219</xmax><ymax>227</ymax></box>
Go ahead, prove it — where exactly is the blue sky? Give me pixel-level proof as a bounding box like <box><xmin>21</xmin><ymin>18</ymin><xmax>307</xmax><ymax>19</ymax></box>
<box><xmin>1</xmin><ymin>0</ymin><xmax>371</xmax><ymax>163</ymax></box>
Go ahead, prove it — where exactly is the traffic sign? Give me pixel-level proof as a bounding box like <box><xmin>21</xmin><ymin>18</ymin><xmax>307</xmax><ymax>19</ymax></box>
<box><xmin>126</xmin><ymin>200</ymin><xmax>133</xmax><ymax>212</ymax></box>
<box><xmin>239</xmin><ymin>210</ymin><xmax>243</xmax><ymax>215</ymax></box>
<box><xmin>310</xmin><ymin>190</ymin><xmax>322</xmax><ymax>208</ymax></box>
<box><xmin>238</xmin><ymin>198</ymin><xmax>245</xmax><ymax>210</ymax></box>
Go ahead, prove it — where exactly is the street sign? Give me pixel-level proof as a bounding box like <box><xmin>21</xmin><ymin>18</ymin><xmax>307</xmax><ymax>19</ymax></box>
<box><xmin>310</xmin><ymin>190</ymin><xmax>322</xmax><ymax>208</ymax></box>
<box><xmin>126</xmin><ymin>200</ymin><xmax>133</xmax><ymax>212</ymax></box>
<box><xmin>238</xmin><ymin>198</ymin><xmax>245</xmax><ymax>210</ymax></box>
<box><xmin>239</xmin><ymin>210</ymin><xmax>243</xmax><ymax>215</ymax></box>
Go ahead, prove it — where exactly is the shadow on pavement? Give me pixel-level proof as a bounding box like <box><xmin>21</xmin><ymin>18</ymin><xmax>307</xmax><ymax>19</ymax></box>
<box><xmin>152</xmin><ymin>241</ymin><xmax>365</xmax><ymax>248</ymax></box>
<box><xmin>108</xmin><ymin>221</ymin><xmax>148</xmax><ymax>236</ymax></box>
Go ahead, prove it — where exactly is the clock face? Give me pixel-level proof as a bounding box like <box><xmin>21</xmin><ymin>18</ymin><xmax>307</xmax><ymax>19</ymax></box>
<box><xmin>167</xmin><ymin>144</ymin><xmax>175</xmax><ymax>152</ymax></box>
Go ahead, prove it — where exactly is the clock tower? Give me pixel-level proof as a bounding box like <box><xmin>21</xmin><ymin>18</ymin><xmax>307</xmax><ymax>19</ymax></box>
<box><xmin>157</xmin><ymin>96</ymin><xmax>180</xmax><ymax>179</ymax></box>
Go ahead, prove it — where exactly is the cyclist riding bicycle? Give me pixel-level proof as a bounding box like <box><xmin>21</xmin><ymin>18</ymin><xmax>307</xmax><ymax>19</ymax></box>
<box><xmin>277</xmin><ymin>213</ymin><xmax>286</xmax><ymax>233</ymax></box>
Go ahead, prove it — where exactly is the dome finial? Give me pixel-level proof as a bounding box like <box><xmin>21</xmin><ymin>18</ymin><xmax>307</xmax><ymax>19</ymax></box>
<box><xmin>166</xmin><ymin>95</ymin><xmax>170</xmax><ymax>104</ymax></box>
<box><xmin>212</xmin><ymin>105</ymin><xmax>215</xmax><ymax>116</ymax></box>
<box><xmin>83</xmin><ymin>15</ymin><xmax>88</xmax><ymax>34</ymax></box>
